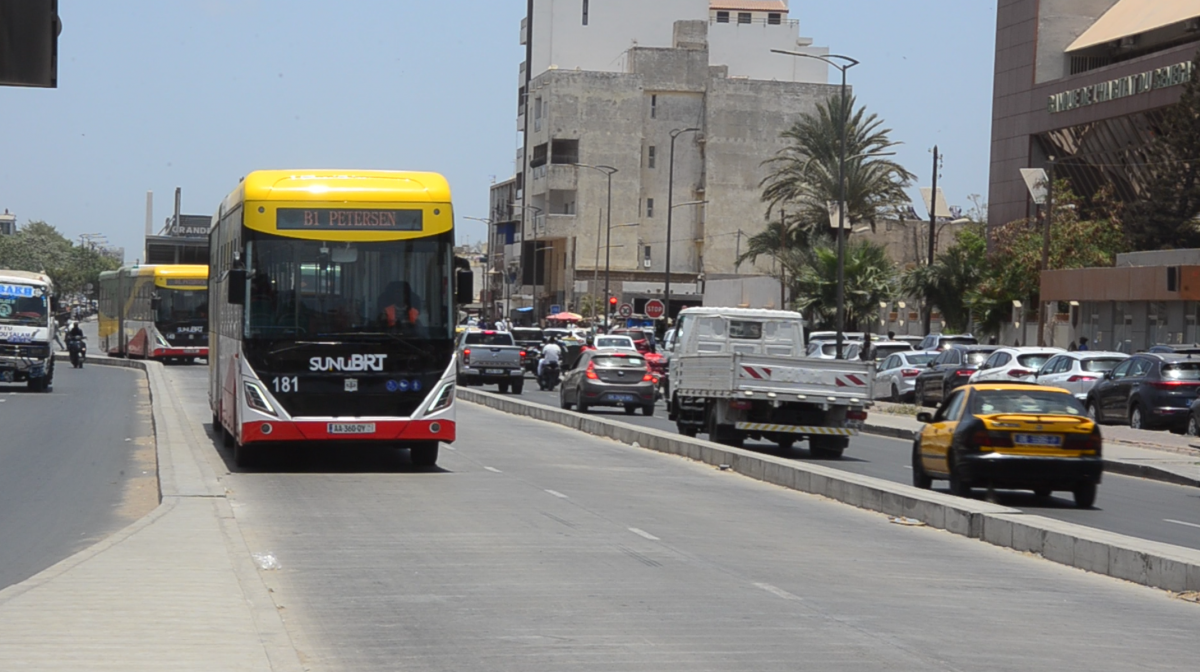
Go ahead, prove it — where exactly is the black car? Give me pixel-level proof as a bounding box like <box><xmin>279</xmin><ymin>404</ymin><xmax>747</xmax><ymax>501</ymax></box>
<box><xmin>1147</xmin><ymin>343</ymin><xmax>1200</xmax><ymax>355</ymax></box>
<box><xmin>1085</xmin><ymin>353</ymin><xmax>1200</xmax><ymax>430</ymax></box>
<box><xmin>510</xmin><ymin>327</ymin><xmax>544</xmax><ymax>372</ymax></box>
<box><xmin>914</xmin><ymin>345</ymin><xmax>998</xmax><ymax>407</ymax></box>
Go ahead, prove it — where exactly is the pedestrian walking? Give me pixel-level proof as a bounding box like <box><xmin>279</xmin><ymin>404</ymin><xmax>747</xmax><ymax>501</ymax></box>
<box><xmin>1078</xmin><ymin>337</ymin><xmax>1090</xmax><ymax>351</ymax></box>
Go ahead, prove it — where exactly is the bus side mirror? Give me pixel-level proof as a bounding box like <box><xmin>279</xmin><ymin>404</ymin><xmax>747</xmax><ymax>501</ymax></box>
<box><xmin>227</xmin><ymin>269</ymin><xmax>247</xmax><ymax>305</ymax></box>
<box><xmin>150</xmin><ymin>296</ymin><xmax>162</xmax><ymax>311</ymax></box>
<box><xmin>455</xmin><ymin>269</ymin><xmax>473</xmax><ymax>305</ymax></box>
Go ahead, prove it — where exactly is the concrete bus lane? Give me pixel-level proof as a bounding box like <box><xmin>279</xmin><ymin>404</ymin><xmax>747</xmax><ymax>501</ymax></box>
<box><xmin>516</xmin><ymin>386</ymin><xmax>1200</xmax><ymax>551</ymax></box>
<box><xmin>0</xmin><ymin>360</ymin><xmax>156</xmax><ymax>591</ymax></box>
<box><xmin>157</xmin><ymin>366</ymin><xmax>1200</xmax><ymax>671</ymax></box>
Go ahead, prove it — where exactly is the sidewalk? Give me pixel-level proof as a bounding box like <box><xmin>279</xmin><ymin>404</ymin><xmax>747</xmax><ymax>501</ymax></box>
<box><xmin>865</xmin><ymin>408</ymin><xmax>1200</xmax><ymax>488</ymax></box>
<box><xmin>0</xmin><ymin>359</ymin><xmax>303</xmax><ymax>671</ymax></box>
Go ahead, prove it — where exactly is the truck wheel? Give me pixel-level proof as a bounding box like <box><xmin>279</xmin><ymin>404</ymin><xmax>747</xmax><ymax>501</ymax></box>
<box><xmin>410</xmin><ymin>442</ymin><xmax>439</xmax><ymax>468</ymax></box>
<box><xmin>775</xmin><ymin>437</ymin><xmax>796</xmax><ymax>450</ymax></box>
<box><xmin>498</xmin><ymin>382</ymin><xmax>510</xmax><ymax>394</ymax></box>
<box><xmin>809</xmin><ymin>436</ymin><xmax>847</xmax><ymax>459</ymax></box>
<box><xmin>511</xmin><ymin>381</ymin><xmax>524</xmax><ymax>395</ymax></box>
<box><xmin>707</xmin><ymin>406</ymin><xmax>743</xmax><ymax>447</ymax></box>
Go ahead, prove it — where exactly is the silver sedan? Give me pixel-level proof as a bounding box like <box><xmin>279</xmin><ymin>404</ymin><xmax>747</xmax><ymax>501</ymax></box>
<box><xmin>872</xmin><ymin>350</ymin><xmax>939</xmax><ymax>402</ymax></box>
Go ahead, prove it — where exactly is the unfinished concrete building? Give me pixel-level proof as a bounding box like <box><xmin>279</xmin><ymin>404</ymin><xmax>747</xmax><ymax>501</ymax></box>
<box><xmin>488</xmin><ymin>0</ymin><xmax>839</xmax><ymax>322</ymax></box>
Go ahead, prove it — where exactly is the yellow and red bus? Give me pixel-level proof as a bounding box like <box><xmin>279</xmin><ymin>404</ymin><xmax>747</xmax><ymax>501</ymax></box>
<box><xmin>98</xmin><ymin>264</ymin><xmax>210</xmax><ymax>362</ymax></box>
<box><xmin>208</xmin><ymin>170</ymin><xmax>472</xmax><ymax>468</ymax></box>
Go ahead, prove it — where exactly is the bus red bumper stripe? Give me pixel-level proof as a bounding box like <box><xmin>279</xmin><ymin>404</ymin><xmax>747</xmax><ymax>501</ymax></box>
<box><xmin>152</xmin><ymin>347</ymin><xmax>209</xmax><ymax>358</ymax></box>
<box><xmin>241</xmin><ymin>419</ymin><xmax>455</xmax><ymax>444</ymax></box>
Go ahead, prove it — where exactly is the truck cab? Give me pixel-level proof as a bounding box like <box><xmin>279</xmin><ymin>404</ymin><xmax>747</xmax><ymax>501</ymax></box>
<box><xmin>0</xmin><ymin>270</ymin><xmax>57</xmax><ymax>391</ymax></box>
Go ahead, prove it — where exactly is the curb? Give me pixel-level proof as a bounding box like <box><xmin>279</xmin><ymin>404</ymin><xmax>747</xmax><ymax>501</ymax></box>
<box><xmin>861</xmin><ymin>421</ymin><xmax>1200</xmax><ymax>489</ymax></box>
<box><xmin>458</xmin><ymin>387</ymin><xmax>1200</xmax><ymax>594</ymax></box>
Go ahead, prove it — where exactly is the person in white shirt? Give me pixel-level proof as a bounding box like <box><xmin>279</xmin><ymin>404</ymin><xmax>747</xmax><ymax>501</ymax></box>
<box><xmin>538</xmin><ymin>337</ymin><xmax>562</xmax><ymax>379</ymax></box>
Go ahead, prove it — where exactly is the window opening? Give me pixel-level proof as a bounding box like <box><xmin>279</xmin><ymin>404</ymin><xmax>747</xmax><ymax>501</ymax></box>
<box><xmin>738</xmin><ymin>12</ymin><xmax>751</xmax><ymax>24</ymax></box>
<box><xmin>582</xmin><ymin>0</ymin><xmax>588</xmax><ymax>25</ymax></box>
<box><xmin>650</xmin><ymin>94</ymin><xmax>657</xmax><ymax>118</ymax></box>
<box><xmin>648</xmin><ymin>146</ymin><xmax>656</xmax><ymax>169</ymax></box>
<box><xmin>716</xmin><ymin>11</ymin><xmax>729</xmax><ymax>23</ymax></box>
<box><xmin>768</xmin><ymin>13</ymin><xmax>781</xmax><ymax>25</ymax></box>
<box><xmin>646</xmin><ymin>198</ymin><xmax>655</xmax><ymax>218</ymax></box>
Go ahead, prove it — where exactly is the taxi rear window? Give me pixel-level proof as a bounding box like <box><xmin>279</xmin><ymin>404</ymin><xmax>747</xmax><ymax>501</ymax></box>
<box><xmin>971</xmin><ymin>389</ymin><xmax>1086</xmax><ymax>416</ymax></box>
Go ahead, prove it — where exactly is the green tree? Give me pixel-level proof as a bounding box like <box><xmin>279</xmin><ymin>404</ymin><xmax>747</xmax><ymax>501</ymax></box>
<box><xmin>901</xmin><ymin>223</ymin><xmax>987</xmax><ymax>334</ymax></box>
<box><xmin>0</xmin><ymin>221</ymin><xmax>120</xmax><ymax>295</ymax></box>
<box><xmin>971</xmin><ymin>183</ymin><xmax>1127</xmax><ymax>334</ymax></box>
<box><xmin>790</xmin><ymin>237</ymin><xmax>896</xmax><ymax>332</ymax></box>
<box><xmin>760</xmin><ymin>94</ymin><xmax>915</xmax><ymax>235</ymax></box>
<box><xmin>1122</xmin><ymin>50</ymin><xmax>1200</xmax><ymax>250</ymax></box>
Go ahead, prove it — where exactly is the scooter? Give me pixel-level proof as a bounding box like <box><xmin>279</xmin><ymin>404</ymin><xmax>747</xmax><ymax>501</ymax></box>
<box><xmin>67</xmin><ymin>336</ymin><xmax>86</xmax><ymax>369</ymax></box>
<box><xmin>538</xmin><ymin>360</ymin><xmax>561</xmax><ymax>391</ymax></box>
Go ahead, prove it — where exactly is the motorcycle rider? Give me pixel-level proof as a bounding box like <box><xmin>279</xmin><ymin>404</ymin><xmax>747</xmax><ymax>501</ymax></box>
<box><xmin>66</xmin><ymin>321</ymin><xmax>86</xmax><ymax>367</ymax></box>
<box><xmin>537</xmin><ymin>336</ymin><xmax>563</xmax><ymax>387</ymax></box>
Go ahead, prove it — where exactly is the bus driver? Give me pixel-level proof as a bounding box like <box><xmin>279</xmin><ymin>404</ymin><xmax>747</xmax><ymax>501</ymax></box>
<box><xmin>377</xmin><ymin>280</ymin><xmax>421</xmax><ymax>328</ymax></box>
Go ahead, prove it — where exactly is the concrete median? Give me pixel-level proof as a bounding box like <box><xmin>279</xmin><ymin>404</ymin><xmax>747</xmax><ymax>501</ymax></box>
<box><xmin>458</xmin><ymin>387</ymin><xmax>1200</xmax><ymax>594</ymax></box>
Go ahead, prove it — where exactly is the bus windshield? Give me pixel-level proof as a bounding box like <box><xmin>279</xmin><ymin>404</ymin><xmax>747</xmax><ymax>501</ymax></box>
<box><xmin>0</xmin><ymin>285</ymin><xmax>48</xmax><ymax>325</ymax></box>
<box><xmin>155</xmin><ymin>288</ymin><xmax>208</xmax><ymax>325</ymax></box>
<box><xmin>245</xmin><ymin>232</ymin><xmax>453</xmax><ymax>341</ymax></box>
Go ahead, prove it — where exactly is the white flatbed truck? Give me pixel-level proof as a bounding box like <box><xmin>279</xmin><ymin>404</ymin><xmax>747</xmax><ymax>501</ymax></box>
<box><xmin>665</xmin><ymin>307</ymin><xmax>873</xmax><ymax>458</ymax></box>
<box><xmin>0</xmin><ymin>270</ymin><xmax>57</xmax><ymax>392</ymax></box>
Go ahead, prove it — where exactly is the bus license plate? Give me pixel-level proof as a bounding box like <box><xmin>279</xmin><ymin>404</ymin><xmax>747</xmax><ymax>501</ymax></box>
<box><xmin>328</xmin><ymin>423</ymin><xmax>376</xmax><ymax>435</ymax></box>
<box><xmin>1013</xmin><ymin>434</ymin><xmax>1062</xmax><ymax>447</ymax></box>
<box><xmin>485</xmin><ymin>369</ymin><xmax>505</xmax><ymax>375</ymax></box>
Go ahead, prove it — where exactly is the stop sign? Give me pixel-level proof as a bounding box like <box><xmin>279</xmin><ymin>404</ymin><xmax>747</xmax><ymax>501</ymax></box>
<box><xmin>645</xmin><ymin>299</ymin><xmax>666</xmax><ymax>319</ymax></box>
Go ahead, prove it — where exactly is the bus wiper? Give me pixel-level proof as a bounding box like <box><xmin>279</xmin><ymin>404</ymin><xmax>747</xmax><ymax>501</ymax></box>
<box><xmin>318</xmin><ymin>331</ymin><xmax>434</xmax><ymax>358</ymax></box>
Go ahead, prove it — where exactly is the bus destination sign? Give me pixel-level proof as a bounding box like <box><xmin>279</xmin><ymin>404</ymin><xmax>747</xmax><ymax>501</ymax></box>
<box><xmin>277</xmin><ymin>208</ymin><xmax>423</xmax><ymax>232</ymax></box>
<box><xmin>164</xmin><ymin>278</ymin><xmax>207</xmax><ymax>288</ymax></box>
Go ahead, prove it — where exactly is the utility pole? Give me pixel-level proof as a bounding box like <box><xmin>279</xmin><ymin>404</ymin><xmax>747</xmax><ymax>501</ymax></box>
<box><xmin>1036</xmin><ymin>157</ymin><xmax>1055</xmax><ymax>347</ymax></box>
<box><xmin>923</xmin><ymin>146</ymin><xmax>938</xmax><ymax>336</ymax></box>
<box><xmin>779</xmin><ymin>208</ymin><xmax>787</xmax><ymax>309</ymax></box>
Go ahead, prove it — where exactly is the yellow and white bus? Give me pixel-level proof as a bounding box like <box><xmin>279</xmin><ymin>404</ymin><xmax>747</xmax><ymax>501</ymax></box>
<box><xmin>208</xmin><ymin>170</ymin><xmax>472</xmax><ymax>468</ymax></box>
<box><xmin>98</xmin><ymin>264</ymin><xmax>210</xmax><ymax>362</ymax></box>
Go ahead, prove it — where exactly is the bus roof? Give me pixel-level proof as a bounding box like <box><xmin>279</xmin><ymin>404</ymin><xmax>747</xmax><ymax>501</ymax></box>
<box><xmin>0</xmin><ymin>269</ymin><xmax>53</xmax><ymax>288</ymax></box>
<box><xmin>224</xmin><ymin>170</ymin><xmax>452</xmax><ymax>212</ymax></box>
<box><xmin>152</xmin><ymin>265</ymin><xmax>208</xmax><ymax>280</ymax></box>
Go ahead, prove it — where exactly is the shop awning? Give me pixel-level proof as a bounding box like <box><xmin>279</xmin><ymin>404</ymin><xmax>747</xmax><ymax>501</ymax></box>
<box><xmin>1067</xmin><ymin>0</ymin><xmax>1200</xmax><ymax>52</ymax></box>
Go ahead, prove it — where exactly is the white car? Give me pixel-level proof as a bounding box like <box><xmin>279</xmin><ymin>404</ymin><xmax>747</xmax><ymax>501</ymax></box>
<box><xmin>593</xmin><ymin>335</ymin><xmax>638</xmax><ymax>352</ymax></box>
<box><xmin>1035</xmin><ymin>351</ymin><xmax>1129</xmax><ymax>400</ymax></box>
<box><xmin>873</xmin><ymin>350</ymin><xmax>939</xmax><ymax>402</ymax></box>
<box><xmin>969</xmin><ymin>347</ymin><xmax>1064</xmax><ymax>384</ymax></box>
<box><xmin>806</xmin><ymin>339</ymin><xmax>863</xmax><ymax>360</ymax></box>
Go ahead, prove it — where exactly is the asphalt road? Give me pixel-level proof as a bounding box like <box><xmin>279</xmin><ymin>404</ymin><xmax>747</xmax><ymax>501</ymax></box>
<box><xmin>511</xmin><ymin>384</ymin><xmax>1200</xmax><ymax>551</ymax></box>
<box><xmin>0</xmin><ymin>357</ymin><xmax>156</xmax><ymax>591</ymax></box>
<box><xmin>161</xmin><ymin>366</ymin><xmax>1200</xmax><ymax>671</ymax></box>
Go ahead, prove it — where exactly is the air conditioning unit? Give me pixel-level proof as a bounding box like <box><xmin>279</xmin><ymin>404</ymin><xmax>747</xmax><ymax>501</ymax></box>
<box><xmin>643</xmin><ymin>259</ymin><xmax>652</xmax><ymax>268</ymax></box>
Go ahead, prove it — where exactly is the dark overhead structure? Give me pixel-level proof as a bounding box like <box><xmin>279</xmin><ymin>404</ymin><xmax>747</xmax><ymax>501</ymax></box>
<box><xmin>0</xmin><ymin>0</ymin><xmax>60</xmax><ymax>88</ymax></box>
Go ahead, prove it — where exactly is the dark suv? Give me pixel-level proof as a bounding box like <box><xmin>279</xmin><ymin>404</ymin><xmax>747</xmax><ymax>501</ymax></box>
<box><xmin>1085</xmin><ymin>353</ymin><xmax>1200</xmax><ymax>430</ymax></box>
<box><xmin>914</xmin><ymin>345</ymin><xmax>998</xmax><ymax>406</ymax></box>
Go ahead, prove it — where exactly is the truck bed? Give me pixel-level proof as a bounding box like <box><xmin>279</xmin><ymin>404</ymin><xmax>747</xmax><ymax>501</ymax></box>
<box><xmin>673</xmin><ymin>352</ymin><xmax>873</xmax><ymax>402</ymax></box>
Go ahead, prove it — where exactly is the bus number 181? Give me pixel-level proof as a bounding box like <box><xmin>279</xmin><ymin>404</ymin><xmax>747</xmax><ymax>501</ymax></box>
<box><xmin>272</xmin><ymin>376</ymin><xmax>299</xmax><ymax>393</ymax></box>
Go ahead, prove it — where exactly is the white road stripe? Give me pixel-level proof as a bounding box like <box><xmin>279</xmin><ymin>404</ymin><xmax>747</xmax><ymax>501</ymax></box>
<box><xmin>1164</xmin><ymin>519</ymin><xmax>1200</xmax><ymax>530</ymax></box>
<box><xmin>903</xmin><ymin>465</ymin><xmax>913</xmax><ymax>470</ymax></box>
<box><xmin>445</xmin><ymin>445</ymin><xmax>456</xmax><ymax>451</ymax></box>
<box><xmin>484</xmin><ymin>467</ymin><xmax>502</xmax><ymax>474</ymax></box>
<box><xmin>629</xmin><ymin>527</ymin><xmax>660</xmax><ymax>541</ymax></box>
<box><xmin>754</xmin><ymin>582</ymin><xmax>802</xmax><ymax>601</ymax></box>
<box><xmin>545</xmin><ymin>489</ymin><xmax>569</xmax><ymax>499</ymax></box>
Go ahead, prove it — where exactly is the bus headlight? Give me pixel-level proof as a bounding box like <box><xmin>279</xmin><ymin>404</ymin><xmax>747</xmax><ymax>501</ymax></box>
<box><xmin>244</xmin><ymin>382</ymin><xmax>277</xmax><ymax>416</ymax></box>
<box><xmin>428</xmin><ymin>383</ymin><xmax>455</xmax><ymax>413</ymax></box>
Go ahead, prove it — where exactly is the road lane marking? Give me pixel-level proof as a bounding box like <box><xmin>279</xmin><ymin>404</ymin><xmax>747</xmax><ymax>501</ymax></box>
<box><xmin>754</xmin><ymin>582</ymin><xmax>802</xmax><ymax>601</ymax></box>
<box><xmin>1165</xmin><ymin>519</ymin><xmax>1200</xmax><ymax>530</ymax></box>
<box><xmin>903</xmin><ymin>465</ymin><xmax>912</xmax><ymax>470</ymax></box>
<box><xmin>445</xmin><ymin>445</ymin><xmax>456</xmax><ymax>450</ymax></box>
<box><xmin>629</xmin><ymin>527</ymin><xmax>660</xmax><ymax>541</ymax></box>
<box><xmin>484</xmin><ymin>467</ymin><xmax>503</xmax><ymax>473</ymax></box>
<box><xmin>545</xmin><ymin>489</ymin><xmax>569</xmax><ymax>499</ymax></box>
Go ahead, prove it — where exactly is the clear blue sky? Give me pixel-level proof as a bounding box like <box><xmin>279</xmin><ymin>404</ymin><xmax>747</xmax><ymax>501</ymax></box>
<box><xmin>0</xmin><ymin>1</ymin><xmax>997</xmax><ymax>260</ymax></box>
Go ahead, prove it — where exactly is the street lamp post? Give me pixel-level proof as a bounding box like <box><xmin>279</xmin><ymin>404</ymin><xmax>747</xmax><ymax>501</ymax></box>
<box><xmin>575</xmin><ymin>164</ymin><xmax>618</xmax><ymax>324</ymax></box>
<box><xmin>772</xmin><ymin>49</ymin><xmax>859</xmax><ymax>359</ymax></box>
<box><xmin>666</xmin><ymin>128</ymin><xmax>700</xmax><ymax>325</ymax></box>
<box><xmin>510</xmin><ymin>203</ymin><xmax>543</xmax><ymax>322</ymax></box>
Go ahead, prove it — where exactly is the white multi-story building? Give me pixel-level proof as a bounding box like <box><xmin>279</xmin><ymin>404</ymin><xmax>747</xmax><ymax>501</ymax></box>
<box><xmin>490</xmin><ymin>0</ymin><xmax>839</xmax><ymax>322</ymax></box>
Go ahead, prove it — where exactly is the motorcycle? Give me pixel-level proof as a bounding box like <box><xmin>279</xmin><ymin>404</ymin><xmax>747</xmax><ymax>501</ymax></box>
<box><xmin>67</xmin><ymin>336</ymin><xmax>86</xmax><ymax>369</ymax></box>
<box><xmin>538</xmin><ymin>360</ymin><xmax>561</xmax><ymax>391</ymax></box>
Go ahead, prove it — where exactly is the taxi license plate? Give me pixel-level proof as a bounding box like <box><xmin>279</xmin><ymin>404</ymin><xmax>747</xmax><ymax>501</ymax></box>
<box><xmin>485</xmin><ymin>368</ymin><xmax>505</xmax><ymax>375</ymax></box>
<box><xmin>328</xmin><ymin>423</ymin><xmax>376</xmax><ymax>435</ymax></box>
<box><xmin>1013</xmin><ymin>433</ymin><xmax>1062</xmax><ymax>447</ymax></box>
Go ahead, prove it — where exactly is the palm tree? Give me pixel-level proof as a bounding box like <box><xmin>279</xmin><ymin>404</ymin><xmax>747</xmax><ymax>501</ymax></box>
<box><xmin>791</xmin><ymin>237</ymin><xmax>896</xmax><ymax>331</ymax></box>
<box><xmin>900</xmin><ymin>231</ymin><xmax>985</xmax><ymax>334</ymax></box>
<box><xmin>761</xmin><ymin>95</ymin><xmax>914</xmax><ymax>233</ymax></box>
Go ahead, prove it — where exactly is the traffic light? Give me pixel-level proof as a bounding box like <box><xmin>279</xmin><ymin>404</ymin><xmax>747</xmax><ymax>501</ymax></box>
<box><xmin>609</xmin><ymin>296</ymin><xmax>618</xmax><ymax>306</ymax></box>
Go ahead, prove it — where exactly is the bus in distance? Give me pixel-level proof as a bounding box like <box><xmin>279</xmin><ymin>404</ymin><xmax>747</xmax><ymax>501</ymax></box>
<box><xmin>208</xmin><ymin>170</ymin><xmax>472</xmax><ymax>468</ymax></box>
<box><xmin>98</xmin><ymin>264</ymin><xmax>210</xmax><ymax>363</ymax></box>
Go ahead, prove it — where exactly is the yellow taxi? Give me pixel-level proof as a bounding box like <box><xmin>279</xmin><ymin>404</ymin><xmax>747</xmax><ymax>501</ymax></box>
<box><xmin>912</xmin><ymin>383</ymin><xmax>1102</xmax><ymax>508</ymax></box>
